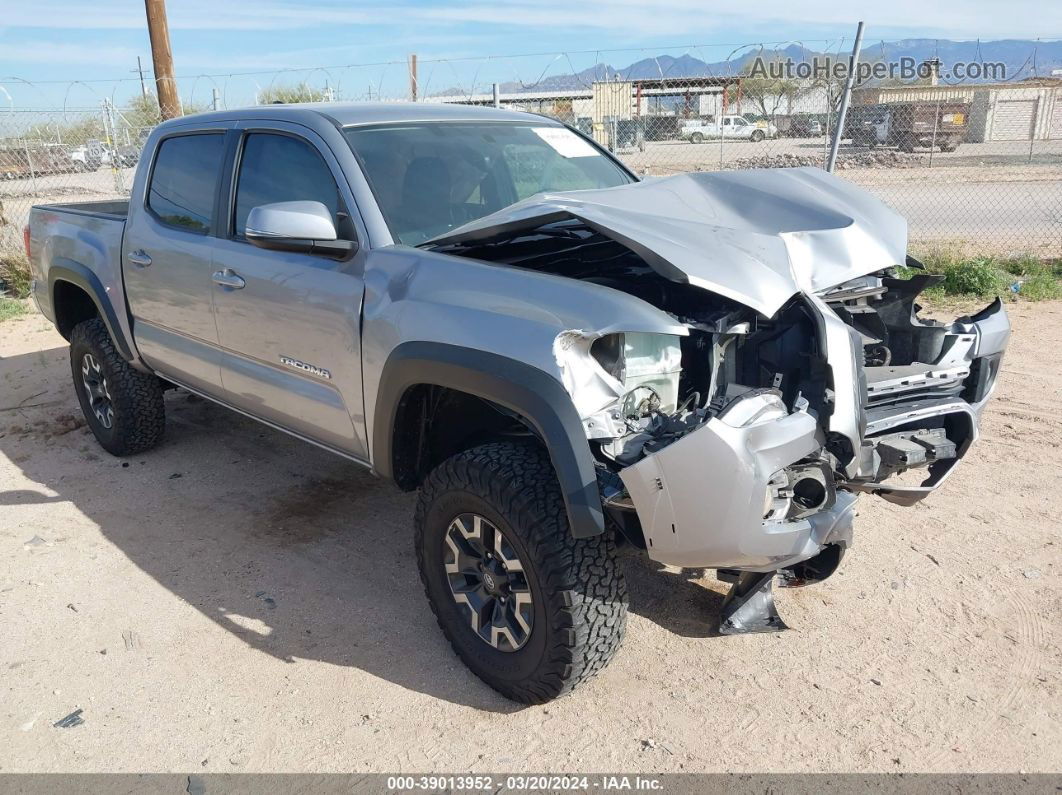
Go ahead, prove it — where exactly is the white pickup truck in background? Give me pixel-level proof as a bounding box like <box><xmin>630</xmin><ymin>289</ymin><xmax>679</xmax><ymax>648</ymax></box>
<box><xmin>680</xmin><ymin>115</ymin><xmax>776</xmax><ymax>143</ymax></box>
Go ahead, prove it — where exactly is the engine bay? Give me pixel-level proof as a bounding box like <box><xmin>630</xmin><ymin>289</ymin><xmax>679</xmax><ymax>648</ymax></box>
<box><xmin>427</xmin><ymin>219</ymin><xmax>1005</xmax><ymax>516</ymax></box>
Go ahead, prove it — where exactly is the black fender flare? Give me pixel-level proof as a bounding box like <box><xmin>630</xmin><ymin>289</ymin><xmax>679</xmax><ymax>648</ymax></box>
<box><xmin>48</xmin><ymin>259</ymin><xmax>136</xmax><ymax>362</ymax></box>
<box><xmin>373</xmin><ymin>341</ymin><xmax>605</xmax><ymax>539</ymax></box>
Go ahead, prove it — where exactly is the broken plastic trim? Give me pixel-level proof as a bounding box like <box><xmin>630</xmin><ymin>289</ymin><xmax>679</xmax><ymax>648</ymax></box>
<box><xmin>718</xmin><ymin>571</ymin><xmax>788</xmax><ymax>634</ymax></box>
<box><xmin>553</xmin><ymin>329</ymin><xmax>685</xmax><ymax>441</ymax></box>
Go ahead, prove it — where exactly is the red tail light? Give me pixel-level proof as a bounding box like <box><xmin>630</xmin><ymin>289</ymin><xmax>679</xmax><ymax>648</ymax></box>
<box><xmin>23</xmin><ymin>224</ymin><xmax>31</xmax><ymax>260</ymax></box>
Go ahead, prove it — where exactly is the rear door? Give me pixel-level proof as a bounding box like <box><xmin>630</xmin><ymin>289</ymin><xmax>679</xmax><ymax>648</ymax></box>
<box><xmin>210</xmin><ymin>123</ymin><xmax>368</xmax><ymax>458</ymax></box>
<box><xmin>124</xmin><ymin>127</ymin><xmax>231</xmax><ymax>394</ymax></box>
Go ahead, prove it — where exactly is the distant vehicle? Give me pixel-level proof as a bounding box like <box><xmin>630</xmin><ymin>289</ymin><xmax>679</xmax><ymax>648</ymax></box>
<box><xmin>744</xmin><ymin>116</ymin><xmax>781</xmax><ymax>139</ymax></box>
<box><xmin>69</xmin><ymin>145</ymin><xmax>102</xmax><ymax>172</ymax></box>
<box><xmin>0</xmin><ymin>144</ymin><xmax>79</xmax><ymax>179</ymax></box>
<box><xmin>846</xmin><ymin>101</ymin><xmax>970</xmax><ymax>152</ymax></box>
<box><xmin>680</xmin><ymin>115</ymin><xmax>771</xmax><ymax>143</ymax></box>
<box><xmin>787</xmin><ymin>117</ymin><xmax>824</xmax><ymax>138</ymax></box>
<box><xmin>115</xmin><ymin>144</ymin><xmax>141</xmax><ymax>167</ymax></box>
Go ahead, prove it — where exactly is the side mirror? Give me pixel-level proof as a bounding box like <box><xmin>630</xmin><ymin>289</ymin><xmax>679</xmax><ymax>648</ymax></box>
<box><xmin>245</xmin><ymin>201</ymin><xmax>357</xmax><ymax>259</ymax></box>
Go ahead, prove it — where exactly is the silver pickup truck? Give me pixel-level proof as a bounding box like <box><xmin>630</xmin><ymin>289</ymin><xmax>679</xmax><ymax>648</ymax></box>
<box><xmin>26</xmin><ymin>103</ymin><xmax>1010</xmax><ymax>704</ymax></box>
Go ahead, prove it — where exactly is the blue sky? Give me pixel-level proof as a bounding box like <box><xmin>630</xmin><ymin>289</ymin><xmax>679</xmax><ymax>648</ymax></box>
<box><xmin>0</xmin><ymin>0</ymin><xmax>1056</xmax><ymax>108</ymax></box>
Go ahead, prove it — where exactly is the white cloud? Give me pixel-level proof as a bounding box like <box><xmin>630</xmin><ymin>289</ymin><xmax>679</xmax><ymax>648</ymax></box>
<box><xmin>3</xmin><ymin>0</ymin><xmax>1057</xmax><ymax>37</ymax></box>
<box><xmin>423</xmin><ymin>0</ymin><xmax>1057</xmax><ymax>39</ymax></box>
<box><xmin>0</xmin><ymin>41</ymin><xmax>141</xmax><ymax>67</ymax></box>
<box><xmin>1</xmin><ymin>0</ymin><xmax>376</xmax><ymax>31</ymax></box>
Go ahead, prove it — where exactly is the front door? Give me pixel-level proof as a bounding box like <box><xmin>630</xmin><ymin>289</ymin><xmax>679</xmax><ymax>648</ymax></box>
<box><xmin>123</xmin><ymin>129</ymin><xmax>229</xmax><ymax>394</ymax></box>
<box><xmin>210</xmin><ymin>125</ymin><xmax>368</xmax><ymax>458</ymax></box>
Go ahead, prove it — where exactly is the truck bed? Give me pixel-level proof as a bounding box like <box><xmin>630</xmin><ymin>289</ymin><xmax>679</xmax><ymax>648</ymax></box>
<box><xmin>37</xmin><ymin>199</ymin><xmax>129</xmax><ymax>220</ymax></box>
<box><xmin>28</xmin><ymin>200</ymin><xmax>130</xmax><ymax>346</ymax></box>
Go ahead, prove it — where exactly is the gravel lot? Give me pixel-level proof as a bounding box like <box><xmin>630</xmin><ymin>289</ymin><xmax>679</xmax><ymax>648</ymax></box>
<box><xmin>1</xmin><ymin>303</ymin><xmax>1060</xmax><ymax>773</ymax></box>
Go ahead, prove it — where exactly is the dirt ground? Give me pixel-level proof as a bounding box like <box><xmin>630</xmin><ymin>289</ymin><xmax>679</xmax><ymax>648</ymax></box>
<box><xmin>0</xmin><ymin>303</ymin><xmax>1059</xmax><ymax>773</ymax></box>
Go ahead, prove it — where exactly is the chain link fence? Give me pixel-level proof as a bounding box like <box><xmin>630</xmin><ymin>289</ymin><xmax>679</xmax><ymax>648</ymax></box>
<box><xmin>2</xmin><ymin>39</ymin><xmax>1061</xmax><ymax>265</ymax></box>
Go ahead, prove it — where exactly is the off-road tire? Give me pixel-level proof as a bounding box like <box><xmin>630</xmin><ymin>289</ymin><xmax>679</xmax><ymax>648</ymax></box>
<box><xmin>69</xmin><ymin>317</ymin><xmax>165</xmax><ymax>456</ymax></box>
<box><xmin>415</xmin><ymin>442</ymin><xmax>628</xmax><ymax>703</ymax></box>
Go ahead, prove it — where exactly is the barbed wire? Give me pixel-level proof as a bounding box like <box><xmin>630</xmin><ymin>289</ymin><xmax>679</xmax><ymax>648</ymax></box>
<box><xmin>1</xmin><ymin>37</ymin><xmax>1059</xmax><ymax>259</ymax></box>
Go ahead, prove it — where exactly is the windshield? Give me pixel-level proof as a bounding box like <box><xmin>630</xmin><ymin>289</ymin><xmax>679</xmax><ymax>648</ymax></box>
<box><xmin>344</xmin><ymin>121</ymin><xmax>634</xmax><ymax>245</ymax></box>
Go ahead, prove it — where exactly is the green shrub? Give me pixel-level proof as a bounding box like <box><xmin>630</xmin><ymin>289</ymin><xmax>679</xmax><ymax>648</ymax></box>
<box><xmin>0</xmin><ymin>297</ymin><xmax>27</xmax><ymax>322</ymax></box>
<box><xmin>0</xmin><ymin>253</ymin><xmax>32</xmax><ymax>299</ymax></box>
<box><xmin>905</xmin><ymin>248</ymin><xmax>1062</xmax><ymax>302</ymax></box>
<box><xmin>1018</xmin><ymin>272</ymin><xmax>1062</xmax><ymax>301</ymax></box>
<box><xmin>938</xmin><ymin>257</ymin><xmax>1009</xmax><ymax>297</ymax></box>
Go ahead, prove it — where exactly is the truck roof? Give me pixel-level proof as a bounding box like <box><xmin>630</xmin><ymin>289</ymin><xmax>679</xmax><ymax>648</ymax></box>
<box><xmin>155</xmin><ymin>101</ymin><xmax>551</xmax><ymax>131</ymax></box>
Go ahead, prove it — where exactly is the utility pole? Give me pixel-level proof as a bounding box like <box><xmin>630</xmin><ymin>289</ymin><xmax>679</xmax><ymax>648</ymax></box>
<box><xmin>826</xmin><ymin>20</ymin><xmax>865</xmax><ymax>173</ymax></box>
<box><xmin>131</xmin><ymin>56</ymin><xmax>149</xmax><ymax>98</ymax></box>
<box><xmin>144</xmin><ymin>0</ymin><xmax>180</xmax><ymax>119</ymax></box>
<box><xmin>409</xmin><ymin>53</ymin><xmax>418</xmax><ymax>102</ymax></box>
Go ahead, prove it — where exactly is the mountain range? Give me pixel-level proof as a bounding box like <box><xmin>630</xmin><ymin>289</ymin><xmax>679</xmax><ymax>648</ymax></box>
<box><xmin>452</xmin><ymin>39</ymin><xmax>1062</xmax><ymax>95</ymax></box>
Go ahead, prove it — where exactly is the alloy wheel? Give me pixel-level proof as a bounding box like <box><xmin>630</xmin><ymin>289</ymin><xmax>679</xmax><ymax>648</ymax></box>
<box><xmin>80</xmin><ymin>353</ymin><xmax>114</xmax><ymax>429</ymax></box>
<box><xmin>443</xmin><ymin>513</ymin><xmax>534</xmax><ymax>652</ymax></box>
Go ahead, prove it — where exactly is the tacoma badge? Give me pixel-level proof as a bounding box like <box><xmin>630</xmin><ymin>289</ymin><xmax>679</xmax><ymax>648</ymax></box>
<box><xmin>279</xmin><ymin>356</ymin><xmax>332</xmax><ymax>380</ymax></box>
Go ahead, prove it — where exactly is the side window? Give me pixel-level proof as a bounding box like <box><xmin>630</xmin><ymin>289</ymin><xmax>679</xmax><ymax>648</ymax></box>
<box><xmin>147</xmin><ymin>133</ymin><xmax>225</xmax><ymax>234</ymax></box>
<box><xmin>233</xmin><ymin>133</ymin><xmax>341</xmax><ymax>238</ymax></box>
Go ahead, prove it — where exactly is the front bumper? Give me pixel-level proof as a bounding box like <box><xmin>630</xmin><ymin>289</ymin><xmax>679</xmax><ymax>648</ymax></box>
<box><xmin>619</xmin><ymin>393</ymin><xmax>857</xmax><ymax>571</ymax></box>
<box><xmin>618</xmin><ymin>297</ymin><xmax>1009</xmax><ymax>572</ymax></box>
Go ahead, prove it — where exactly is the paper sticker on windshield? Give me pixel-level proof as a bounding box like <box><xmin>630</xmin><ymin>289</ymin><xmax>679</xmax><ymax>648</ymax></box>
<box><xmin>532</xmin><ymin>127</ymin><xmax>598</xmax><ymax>158</ymax></box>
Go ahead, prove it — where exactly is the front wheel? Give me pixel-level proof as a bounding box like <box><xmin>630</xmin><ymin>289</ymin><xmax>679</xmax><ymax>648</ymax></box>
<box><xmin>415</xmin><ymin>442</ymin><xmax>628</xmax><ymax>703</ymax></box>
<box><xmin>69</xmin><ymin>317</ymin><xmax>165</xmax><ymax>456</ymax></box>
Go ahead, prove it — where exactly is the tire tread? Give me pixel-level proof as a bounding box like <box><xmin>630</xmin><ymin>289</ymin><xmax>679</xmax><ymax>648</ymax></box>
<box><xmin>415</xmin><ymin>442</ymin><xmax>627</xmax><ymax>703</ymax></box>
<box><xmin>70</xmin><ymin>318</ymin><xmax>164</xmax><ymax>456</ymax></box>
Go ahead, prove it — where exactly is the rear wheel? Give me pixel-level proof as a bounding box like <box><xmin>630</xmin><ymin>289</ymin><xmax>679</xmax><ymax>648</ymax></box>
<box><xmin>689</xmin><ymin>132</ymin><xmax>704</xmax><ymax>144</ymax></box>
<box><xmin>69</xmin><ymin>318</ymin><xmax>165</xmax><ymax>456</ymax></box>
<box><xmin>750</xmin><ymin>129</ymin><xmax>765</xmax><ymax>142</ymax></box>
<box><xmin>415</xmin><ymin>442</ymin><xmax>628</xmax><ymax>703</ymax></box>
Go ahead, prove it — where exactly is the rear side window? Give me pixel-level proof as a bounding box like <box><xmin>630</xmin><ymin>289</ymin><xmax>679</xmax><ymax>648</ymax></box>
<box><xmin>233</xmin><ymin>133</ymin><xmax>340</xmax><ymax>237</ymax></box>
<box><xmin>147</xmin><ymin>134</ymin><xmax>225</xmax><ymax>234</ymax></box>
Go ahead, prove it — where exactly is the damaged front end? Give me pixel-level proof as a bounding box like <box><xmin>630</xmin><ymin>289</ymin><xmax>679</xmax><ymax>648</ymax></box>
<box><xmin>423</xmin><ymin>168</ymin><xmax>1010</xmax><ymax>629</ymax></box>
<box><xmin>588</xmin><ymin>269</ymin><xmax>1008</xmax><ymax>580</ymax></box>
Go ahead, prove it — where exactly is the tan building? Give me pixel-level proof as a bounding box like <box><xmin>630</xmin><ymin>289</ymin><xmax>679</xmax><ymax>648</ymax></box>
<box><xmin>852</xmin><ymin>79</ymin><xmax>1062</xmax><ymax>142</ymax></box>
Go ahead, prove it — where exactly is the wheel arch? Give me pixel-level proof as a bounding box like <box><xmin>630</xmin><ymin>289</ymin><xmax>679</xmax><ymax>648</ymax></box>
<box><xmin>49</xmin><ymin>260</ymin><xmax>135</xmax><ymax>362</ymax></box>
<box><xmin>373</xmin><ymin>341</ymin><xmax>605</xmax><ymax>539</ymax></box>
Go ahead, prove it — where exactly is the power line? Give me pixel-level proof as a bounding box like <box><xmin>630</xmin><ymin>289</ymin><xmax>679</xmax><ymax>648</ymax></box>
<box><xmin>0</xmin><ymin>38</ymin><xmax>856</xmax><ymax>85</ymax></box>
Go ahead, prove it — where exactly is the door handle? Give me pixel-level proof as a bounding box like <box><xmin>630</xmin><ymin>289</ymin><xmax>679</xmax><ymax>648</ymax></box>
<box><xmin>212</xmin><ymin>268</ymin><xmax>246</xmax><ymax>290</ymax></box>
<box><xmin>128</xmin><ymin>250</ymin><xmax>152</xmax><ymax>268</ymax></box>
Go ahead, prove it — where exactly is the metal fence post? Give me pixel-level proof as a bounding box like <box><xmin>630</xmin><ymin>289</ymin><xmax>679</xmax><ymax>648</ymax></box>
<box><xmin>826</xmin><ymin>21</ymin><xmax>866</xmax><ymax>173</ymax></box>
<box><xmin>211</xmin><ymin>88</ymin><xmax>220</xmax><ymax>111</ymax></box>
<box><xmin>1028</xmin><ymin>97</ymin><xmax>1038</xmax><ymax>164</ymax></box>
<box><xmin>102</xmin><ymin>99</ymin><xmax>125</xmax><ymax>195</ymax></box>
<box><xmin>22</xmin><ymin>138</ymin><xmax>38</xmax><ymax>196</ymax></box>
<box><xmin>492</xmin><ymin>83</ymin><xmax>500</xmax><ymax>109</ymax></box>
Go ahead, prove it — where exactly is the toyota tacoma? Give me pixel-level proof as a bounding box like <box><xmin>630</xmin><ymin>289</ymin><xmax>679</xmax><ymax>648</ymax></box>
<box><xmin>25</xmin><ymin>103</ymin><xmax>1009</xmax><ymax>703</ymax></box>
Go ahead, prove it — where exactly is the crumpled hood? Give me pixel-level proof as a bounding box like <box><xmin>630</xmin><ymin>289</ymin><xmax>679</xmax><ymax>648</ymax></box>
<box><xmin>427</xmin><ymin>167</ymin><xmax>908</xmax><ymax>317</ymax></box>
